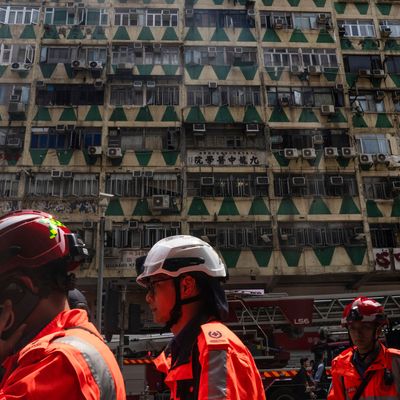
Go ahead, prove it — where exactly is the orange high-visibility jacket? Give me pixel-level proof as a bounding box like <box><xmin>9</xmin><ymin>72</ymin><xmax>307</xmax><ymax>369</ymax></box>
<box><xmin>154</xmin><ymin>321</ymin><xmax>266</xmax><ymax>400</ymax></box>
<box><xmin>328</xmin><ymin>343</ymin><xmax>400</xmax><ymax>400</ymax></box>
<box><xmin>0</xmin><ymin>309</ymin><xmax>126</xmax><ymax>400</ymax></box>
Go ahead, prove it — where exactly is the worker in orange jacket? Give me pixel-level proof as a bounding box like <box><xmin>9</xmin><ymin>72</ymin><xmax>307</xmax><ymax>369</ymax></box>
<box><xmin>0</xmin><ymin>210</ymin><xmax>126</xmax><ymax>399</ymax></box>
<box><xmin>328</xmin><ymin>296</ymin><xmax>400</xmax><ymax>400</ymax></box>
<box><xmin>136</xmin><ymin>235</ymin><xmax>266</xmax><ymax>400</ymax></box>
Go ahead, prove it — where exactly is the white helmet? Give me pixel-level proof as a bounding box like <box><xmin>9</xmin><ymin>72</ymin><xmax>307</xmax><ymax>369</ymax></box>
<box><xmin>136</xmin><ymin>235</ymin><xmax>226</xmax><ymax>287</ymax></box>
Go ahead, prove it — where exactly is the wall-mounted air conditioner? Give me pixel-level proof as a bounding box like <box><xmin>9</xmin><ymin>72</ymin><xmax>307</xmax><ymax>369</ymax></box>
<box><xmin>201</xmin><ymin>177</ymin><xmax>214</xmax><ymax>186</ymax></box>
<box><xmin>106</xmin><ymin>147</ymin><xmax>123</xmax><ymax>158</ymax></box>
<box><xmin>284</xmin><ymin>148</ymin><xmax>299</xmax><ymax>159</ymax></box>
<box><xmin>152</xmin><ymin>195</ymin><xmax>170</xmax><ymax>209</ymax></box>
<box><xmin>359</xmin><ymin>153</ymin><xmax>373</xmax><ymax>165</ymax></box>
<box><xmin>302</xmin><ymin>148</ymin><xmax>316</xmax><ymax>159</ymax></box>
<box><xmin>329</xmin><ymin>176</ymin><xmax>344</xmax><ymax>186</ymax></box>
<box><xmin>341</xmin><ymin>147</ymin><xmax>356</xmax><ymax>158</ymax></box>
<box><xmin>291</xmin><ymin>177</ymin><xmax>306</xmax><ymax>186</ymax></box>
<box><xmin>324</xmin><ymin>147</ymin><xmax>339</xmax><ymax>158</ymax></box>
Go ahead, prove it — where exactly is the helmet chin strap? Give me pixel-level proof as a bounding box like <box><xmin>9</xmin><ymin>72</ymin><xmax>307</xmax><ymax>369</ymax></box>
<box><xmin>165</xmin><ymin>278</ymin><xmax>202</xmax><ymax>330</ymax></box>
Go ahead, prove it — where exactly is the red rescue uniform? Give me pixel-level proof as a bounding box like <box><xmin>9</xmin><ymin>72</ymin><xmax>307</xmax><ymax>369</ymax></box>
<box><xmin>0</xmin><ymin>309</ymin><xmax>126</xmax><ymax>400</ymax></box>
<box><xmin>154</xmin><ymin>320</ymin><xmax>266</xmax><ymax>400</ymax></box>
<box><xmin>328</xmin><ymin>343</ymin><xmax>400</xmax><ymax>400</ymax></box>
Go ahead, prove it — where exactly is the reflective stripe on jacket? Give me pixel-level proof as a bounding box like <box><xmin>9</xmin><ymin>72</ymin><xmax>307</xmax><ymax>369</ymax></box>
<box><xmin>153</xmin><ymin>321</ymin><xmax>266</xmax><ymax>400</ymax></box>
<box><xmin>0</xmin><ymin>309</ymin><xmax>126</xmax><ymax>400</ymax></box>
<box><xmin>328</xmin><ymin>343</ymin><xmax>400</xmax><ymax>400</ymax></box>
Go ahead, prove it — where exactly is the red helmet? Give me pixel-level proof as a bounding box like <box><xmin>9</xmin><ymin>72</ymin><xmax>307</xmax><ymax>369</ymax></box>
<box><xmin>0</xmin><ymin>210</ymin><xmax>88</xmax><ymax>276</ymax></box>
<box><xmin>341</xmin><ymin>297</ymin><xmax>388</xmax><ymax>327</ymax></box>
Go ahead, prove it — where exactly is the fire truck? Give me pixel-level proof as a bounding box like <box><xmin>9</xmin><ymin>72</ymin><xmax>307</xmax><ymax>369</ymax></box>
<box><xmin>119</xmin><ymin>290</ymin><xmax>400</xmax><ymax>400</ymax></box>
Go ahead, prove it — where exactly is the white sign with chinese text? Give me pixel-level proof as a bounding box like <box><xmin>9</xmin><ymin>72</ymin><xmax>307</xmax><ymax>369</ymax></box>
<box><xmin>187</xmin><ymin>150</ymin><xmax>266</xmax><ymax>166</ymax></box>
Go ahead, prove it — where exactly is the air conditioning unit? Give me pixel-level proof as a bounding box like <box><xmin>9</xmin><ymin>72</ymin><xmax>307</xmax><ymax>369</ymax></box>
<box><xmin>89</xmin><ymin>61</ymin><xmax>103</xmax><ymax>70</ymax></box>
<box><xmin>341</xmin><ymin>147</ymin><xmax>356</xmax><ymax>158</ymax></box>
<box><xmin>392</xmin><ymin>181</ymin><xmax>400</xmax><ymax>191</ymax></box>
<box><xmin>133</xmin><ymin>171</ymin><xmax>142</xmax><ymax>178</ymax></box>
<box><xmin>83</xmin><ymin>221</ymin><xmax>94</xmax><ymax>229</ymax></box>
<box><xmin>128</xmin><ymin>220</ymin><xmax>139</xmax><ymax>229</ymax></box>
<box><xmin>279</xmin><ymin>96</ymin><xmax>291</xmax><ymax>107</ymax></box>
<box><xmin>51</xmin><ymin>170</ymin><xmax>62</xmax><ymax>179</ymax></box>
<box><xmin>308</xmin><ymin>65</ymin><xmax>322</xmax><ymax>75</ymax></box>
<box><xmin>234</xmin><ymin>47</ymin><xmax>243</xmax><ymax>57</ymax></box>
<box><xmin>193</xmin><ymin>123</ymin><xmax>206</xmax><ymax>132</ymax></box>
<box><xmin>146</xmin><ymin>81</ymin><xmax>156</xmax><ymax>88</ymax></box>
<box><xmin>106</xmin><ymin>147</ymin><xmax>123</xmax><ymax>158</ymax></box>
<box><xmin>284</xmin><ymin>148</ymin><xmax>299</xmax><ymax>159</ymax></box>
<box><xmin>6</xmin><ymin>138</ymin><xmax>22</xmax><ymax>148</ymax></box>
<box><xmin>201</xmin><ymin>176</ymin><xmax>214</xmax><ymax>186</ymax></box>
<box><xmin>10</xmin><ymin>94</ymin><xmax>21</xmax><ymax>102</ymax></box>
<box><xmin>62</xmin><ymin>171</ymin><xmax>73</xmax><ymax>179</ymax></box>
<box><xmin>56</xmin><ymin>124</ymin><xmax>66</xmax><ymax>132</ymax></box>
<box><xmin>273</xmin><ymin>17</ymin><xmax>285</xmax><ymax>29</ymax></box>
<box><xmin>302</xmin><ymin>148</ymin><xmax>316</xmax><ymax>159</ymax></box>
<box><xmin>324</xmin><ymin>147</ymin><xmax>339</xmax><ymax>158</ymax></box>
<box><xmin>71</xmin><ymin>60</ymin><xmax>86</xmax><ymax>70</ymax></box>
<box><xmin>8</xmin><ymin>102</ymin><xmax>25</xmax><ymax>113</ymax></box>
<box><xmin>359</xmin><ymin>153</ymin><xmax>373</xmax><ymax>165</ymax></box>
<box><xmin>11</xmin><ymin>62</ymin><xmax>30</xmax><ymax>71</ymax></box>
<box><xmin>320</xmin><ymin>105</ymin><xmax>336</xmax><ymax>115</ymax></box>
<box><xmin>380</xmin><ymin>26</ymin><xmax>392</xmax><ymax>37</ymax></box>
<box><xmin>313</xmin><ymin>134</ymin><xmax>324</xmax><ymax>145</ymax></box>
<box><xmin>255</xmin><ymin>176</ymin><xmax>269</xmax><ymax>185</ymax></box>
<box><xmin>153</xmin><ymin>43</ymin><xmax>162</xmax><ymax>52</ymax></box>
<box><xmin>208</xmin><ymin>47</ymin><xmax>217</xmax><ymax>57</ymax></box>
<box><xmin>329</xmin><ymin>176</ymin><xmax>344</xmax><ymax>186</ymax></box>
<box><xmin>290</xmin><ymin>65</ymin><xmax>304</xmax><ymax>76</ymax></box>
<box><xmin>87</xmin><ymin>146</ymin><xmax>102</xmax><ymax>155</ymax></box>
<box><xmin>317</xmin><ymin>13</ymin><xmax>328</xmax><ymax>24</ymax></box>
<box><xmin>133</xmin><ymin>81</ymin><xmax>143</xmax><ymax>88</ymax></box>
<box><xmin>358</xmin><ymin>69</ymin><xmax>371</xmax><ymax>77</ymax></box>
<box><xmin>372</xmin><ymin>69</ymin><xmax>385</xmax><ymax>78</ymax></box>
<box><xmin>208</xmin><ymin>81</ymin><xmax>218</xmax><ymax>89</ymax></box>
<box><xmin>375</xmin><ymin>90</ymin><xmax>385</xmax><ymax>101</ymax></box>
<box><xmin>94</xmin><ymin>79</ymin><xmax>104</xmax><ymax>89</ymax></box>
<box><xmin>291</xmin><ymin>177</ymin><xmax>306</xmax><ymax>186</ymax></box>
<box><xmin>392</xmin><ymin>91</ymin><xmax>400</xmax><ymax>103</ymax></box>
<box><xmin>247</xmin><ymin>9</ymin><xmax>256</xmax><ymax>17</ymax></box>
<box><xmin>185</xmin><ymin>8</ymin><xmax>194</xmax><ymax>17</ymax></box>
<box><xmin>246</xmin><ymin>123</ymin><xmax>259</xmax><ymax>133</ymax></box>
<box><xmin>375</xmin><ymin>153</ymin><xmax>389</xmax><ymax>164</ymax></box>
<box><xmin>152</xmin><ymin>195</ymin><xmax>170</xmax><ymax>209</ymax></box>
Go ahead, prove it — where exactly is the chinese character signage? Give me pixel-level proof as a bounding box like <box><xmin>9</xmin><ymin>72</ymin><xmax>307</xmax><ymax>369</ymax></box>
<box><xmin>373</xmin><ymin>248</ymin><xmax>400</xmax><ymax>271</ymax></box>
<box><xmin>187</xmin><ymin>150</ymin><xmax>266</xmax><ymax>166</ymax></box>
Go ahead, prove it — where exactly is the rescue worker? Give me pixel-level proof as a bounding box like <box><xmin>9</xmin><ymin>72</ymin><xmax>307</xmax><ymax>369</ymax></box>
<box><xmin>0</xmin><ymin>210</ymin><xmax>126</xmax><ymax>399</ymax></box>
<box><xmin>136</xmin><ymin>235</ymin><xmax>266</xmax><ymax>400</ymax></box>
<box><xmin>328</xmin><ymin>296</ymin><xmax>400</xmax><ymax>400</ymax></box>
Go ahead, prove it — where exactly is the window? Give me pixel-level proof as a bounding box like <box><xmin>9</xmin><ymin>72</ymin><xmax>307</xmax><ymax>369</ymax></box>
<box><xmin>294</xmin><ymin>13</ymin><xmax>319</xmax><ymax>30</ymax></box>
<box><xmin>36</xmin><ymin>85</ymin><xmax>104</xmax><ymax>106</ymax></box>
<box><xmin>105</xmin><ymin>173</ymin><xmax>179</xmax><ymax>197</ymax></box>
<box><xmin>260</xmin><ymin>12</ymin><xmax>293</xmax><ymax>29</ymax></box>
<box><xmin>0</xmin><ymin>85</ymin><xmax>30</xmax><ymax>105</ymax></box>
<box><xmin>186</xmin><ymin>9</ymin><xmax>254</xmax><ymax>28</ymax></box>
<box><xmin>45</xmin><ymin>7</ymin><xmax>108</xmax><ymax>26</ymax></box>
<box><xmin>187</xmin><ymin>86</ymin><xmax>260</xmax><ymax>107</ymax></box>
<box><xmin>185</xmin><ymin>46</ymin><xmax>257</xmax><ymax>67</ymax></box>
<box><xmin>386</xmin><ymin>56</ymin><xmax>400</xmax><ymax>74</ymax></box>
<box><xmin>41</xmin><ymin>47</ymin><xmax>107</xmax><ymax>64</ymax></box>
<box><xmin>0</xmin><ymin>44</ymin><xmax>35</xmax><ymax>65</ymax></box>
<box><xmin>187</xmin><ymin>174</ymin><xmax>269</xmax><ymax>197</ymax></box>
<box><xmin>343</xmin><ymin>55</ymin><xmax>382</xmax><ymax>73</ymax></box>
<box><xmin>357</xmin><ymin>134</ymin><xmax>390</xmax><ymax>154</ymax></box>
<box><xmin>338</xmin><ymin>19</ymin><xmax>375</xmax><ymax>37</ymax></box>
<box><xmin>264</xmin><ymin>48</ymin><xmax>337</xmax><ymax>68</ymax></box>
<box><xmin>0</xmin><ymin>6</ymin><xmax>39</xmax><ymax>24</ymax></box>
<box><xmin>110</xmin><ymin>84</ymin><xmax>179</xmax><ymax>106</ymax></box>
<box><xmin>267</xmin><ymin>87</ymin><xmax>337</xmax><ymax>108</ymax></box>
<box><xmin>278</xmin><ymin>223</ymin><xmax>362</xmax><ymax>247</ymax></box>
<box><xmin>380</xmin><ymin>20</ymin><xmax>400</xmax><ymax>37</ymax></box>
<box><xmin>189</xmin><ymin>223</ymin><xmax>272</xmax><ymax>249</ymax></box>
<box><xmin>26</xmin><ymin>173</ymin><xmax>98</xmax><ymax>197</ymax></box>
<box><xmin>370</xmin><ymin>224</ymin><xmax>397</xmax><ymax>248</ymax></box>
<box><xmin>363</xmin><ymin>177</ymin><xmax>397</xmax><ymax>199</ymax></box>
<box><xmin>349</xmin><ymin>93</ymin><xmax>385</xmax><ymax>113</ymax></box>
<box><xmin>273</xmin><ymin>174</ymin><xmax>357</xmax><ymax>197</ymax></box>
<box><xmin>0</xmin><ymin>173</ymin><xmax>19</xmax><ymax>197</ymax></box>
<box><xmin>112</xmin><ymin>45</ymin><xmax>179</xmax><ymax>65</ymax></box>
